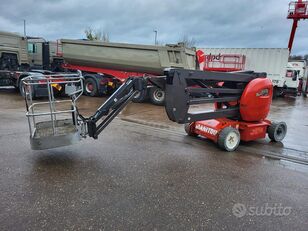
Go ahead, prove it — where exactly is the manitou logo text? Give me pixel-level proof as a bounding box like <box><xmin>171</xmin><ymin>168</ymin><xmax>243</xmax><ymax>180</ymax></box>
<box><xmin>195</xmin><ymin>124</ymin><xmax>218</xmax><ymax>136</ymax></box>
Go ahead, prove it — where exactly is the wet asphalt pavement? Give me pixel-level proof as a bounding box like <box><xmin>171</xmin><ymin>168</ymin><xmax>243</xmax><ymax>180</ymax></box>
<box><xmin>0</xmin><ymin>89</ymin><xmax>308</xmax><ymax>230</ymax></box>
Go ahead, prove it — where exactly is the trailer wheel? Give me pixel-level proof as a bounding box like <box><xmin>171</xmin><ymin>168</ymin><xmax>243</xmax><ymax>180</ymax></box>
<box><xmin>217</xmin><ymin>127</ymin><xmax>240</xmax><ymax>152</ymax></box>
<box><xmin>132</xmin><ymin>88</ymin><xmax>148</xmax><ymax>103</ymax></box>
<box><xmin>184</xmin><ymin>123</ymin><xmax>198</xmax><ymax>137</ymax></box>
<box><xmin>267</xmin><ymin>122</ymin><xmax>287</xmax><ymax>142</ymax></box>
<box><xmin>84</xmin><ymin>78</ymin><xmax>98</xmax><ymax>96</ymax></box>
<box><xmin>149</xmin><ymin>87</ymin><xmax>165</xmax><ymax>106</ymax></box>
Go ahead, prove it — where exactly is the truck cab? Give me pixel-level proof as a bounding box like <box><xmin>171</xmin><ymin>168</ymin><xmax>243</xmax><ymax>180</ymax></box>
<box><xmin>27</xmin><ymin>37</ymin><xmax>63</xmax><ymax>71</ymax></box>
<box><xmin>0</xmin><ymin>31</ymin><xmax>29</xmax><ymax>71</ymax></box>
<box><xmin>286</xmin><ymin>60</ymin><xmax>307</xmax><ymax>96</ymax></box>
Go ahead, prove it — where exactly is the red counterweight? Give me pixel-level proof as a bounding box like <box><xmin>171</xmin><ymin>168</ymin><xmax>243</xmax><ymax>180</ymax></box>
<box><xmin>240</xmin><ymin>78</ymin><xmax>273</xmax><ymax>121</ymax></box>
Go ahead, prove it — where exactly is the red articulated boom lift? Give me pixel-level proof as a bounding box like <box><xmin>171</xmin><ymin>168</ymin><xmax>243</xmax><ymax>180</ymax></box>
<box><xmin>165</xmin><ymin>69</ymin><xmax>286</xmax><ymax>151</ymax></box>
<box><xmin>23</xmin><ymin>69</ymin><xmax>287</xmax><ymax>151</ymax></box>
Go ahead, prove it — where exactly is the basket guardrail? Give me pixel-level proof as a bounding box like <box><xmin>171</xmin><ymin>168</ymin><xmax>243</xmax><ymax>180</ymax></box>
<box><xmin>22</xmin><ymin>73</ymin><xmax>84</xmax><ymax>150</ymax></box>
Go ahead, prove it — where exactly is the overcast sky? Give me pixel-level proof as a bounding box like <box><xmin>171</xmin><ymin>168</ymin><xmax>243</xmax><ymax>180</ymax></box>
<box><xmin>0</xmin><ymin>0</ymin><xmax>307</xmax><ymax>55</ymax></box>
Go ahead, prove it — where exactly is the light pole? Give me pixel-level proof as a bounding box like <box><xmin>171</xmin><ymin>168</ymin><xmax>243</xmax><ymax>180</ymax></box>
<box><xmin>153</xmin><ymin>30</ymin><xmax>157</xmax><ymax>45</ymax></box>
<box><xmin>23</xmin><ymin>19</ymin><xmax>26</xmax><ymax>37</ymax></box>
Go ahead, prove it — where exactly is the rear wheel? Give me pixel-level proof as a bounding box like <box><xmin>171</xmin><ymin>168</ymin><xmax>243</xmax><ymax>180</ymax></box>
<box><xmin>217</xmin><ymin>127</ymin><xmax>240</xmax><ymax>151</ymax></box>
<box><xmin>267</xmin><ymin>122</ymin><xmax>287</xmax><ymax>142</ymax></box>
<box><xmin>84</xmin><ymin>78</ymin><xmax>98</xmax><ymax>96</ymax></box>
<box><xmin>184</xmin><ymin>123</ymin><xmax>198</xmax><ymax>137</ymax></box>
<box><xmin>149</xmin><ymin>87</ymin><xmax>165</xmax><ymax>106</ymax></box>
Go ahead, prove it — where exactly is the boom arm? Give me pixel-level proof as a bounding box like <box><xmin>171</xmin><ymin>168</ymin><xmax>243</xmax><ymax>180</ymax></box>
<box><xmin>86</xmin><ymin>77</ymin><xmax>146</xmax><ymax>139</ymax></box>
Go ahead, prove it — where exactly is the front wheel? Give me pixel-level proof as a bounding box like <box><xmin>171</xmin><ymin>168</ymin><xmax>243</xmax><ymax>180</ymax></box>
<box><xmin>217</xmin><ymin>127</ymin><xmax>240</xmax><ymax>152</ymax></box>
<box><xmin>149</xmin><ymin>87</ymin><xmax>165</xmax><ymax>106</ymax></box>
<box><xmin>267</xmin><ymin>122</ymin><xmax>287</xmax><ymax>142</ymax></box>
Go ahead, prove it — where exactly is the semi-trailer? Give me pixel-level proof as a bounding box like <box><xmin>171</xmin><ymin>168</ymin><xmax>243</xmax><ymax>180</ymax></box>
<box><xmin>60</xmin><ymin>39</ymin><xmax>197</xmax><ymax>105</ymax></box>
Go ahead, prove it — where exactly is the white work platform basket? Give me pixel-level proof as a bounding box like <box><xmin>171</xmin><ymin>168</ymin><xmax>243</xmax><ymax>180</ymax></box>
<box><xmin>22</xmin><ymin>73</ymin><xmax>84</xmax><ymax>150</ymax></box>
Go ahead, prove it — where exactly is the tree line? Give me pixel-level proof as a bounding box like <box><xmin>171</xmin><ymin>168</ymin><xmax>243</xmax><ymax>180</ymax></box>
<box><xmin>84</xmin><ymin>27</ymin><xmax>196</xmax><ymax>47</ymax></box>
<box><xmin>289</xmin><ymin>54</ymin><xmax>308</xmax><ymax>60</ymax></box>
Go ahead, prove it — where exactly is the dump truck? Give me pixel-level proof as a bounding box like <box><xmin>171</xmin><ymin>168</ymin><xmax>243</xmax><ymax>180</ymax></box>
<box><xmin>60</xmin><ymin>39</ymin><xmax>197</xmax><ymax>105</ymax></box>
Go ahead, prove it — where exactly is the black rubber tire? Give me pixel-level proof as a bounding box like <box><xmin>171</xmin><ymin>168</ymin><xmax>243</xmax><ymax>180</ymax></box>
<box><xmin>217</xmin><ymin>127</ymin><xmax>240</xmax><ymax>152</ymax></box>
<box><xmin>184</xmin><ymin>123</ymin><xmax>198</xmax><ymax>137</ymax></box>
<box><xmin>273</xmin><ymin>87</ymin><xmax>285</xmax><ymax>99</ymax></box>
<box><xmin>84</xmin><ymin>78</ymin><xmax>98</xmax><ymax>97</ymax></box>
<box><xmin>132</xmin><ymin>88</ymin><xmax>148</xmax><ymax>103</ymax></box>
<box><xmin>149</xmin><ymin>87</ymin><xmax>165</xmax><ymax>106</ymax></box>
<box><xmin>267</xmin><ymin>122</ymin><xmax>287</xmax><ymax>142</ymax></box>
